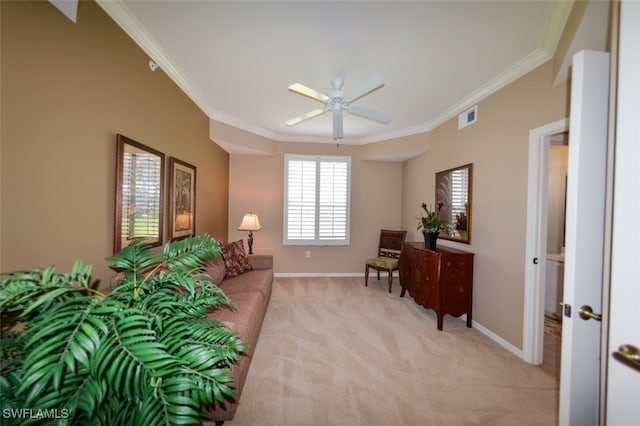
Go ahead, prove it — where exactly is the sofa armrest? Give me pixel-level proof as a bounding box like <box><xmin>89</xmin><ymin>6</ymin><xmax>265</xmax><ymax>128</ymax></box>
<box><xmin>249</xmin><ymin>254</ymin><xmax>273</xmax><ymax>270</ymax></box>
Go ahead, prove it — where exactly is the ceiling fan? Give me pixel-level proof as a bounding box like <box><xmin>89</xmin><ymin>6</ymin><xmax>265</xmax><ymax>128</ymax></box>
<box><xmin>285</xmin><ymin>74</ymin><xmax>392</xmax><ymax>140</ymax></box>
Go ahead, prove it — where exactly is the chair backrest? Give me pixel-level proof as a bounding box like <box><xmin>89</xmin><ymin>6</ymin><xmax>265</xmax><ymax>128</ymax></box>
<box><xmin>377</xmin><ymin>229</ymin><xmax>407</xmax><ymax>259</ymax></box>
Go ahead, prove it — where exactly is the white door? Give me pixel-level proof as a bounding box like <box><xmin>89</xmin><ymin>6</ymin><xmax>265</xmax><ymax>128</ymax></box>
<box><xmin>606</xmin><ymin>1</ymin><xmax>640</xmax><ymax>423</ymax></box>
<box><xmin>559</xmin><ymin>50</ymin><xmax>610</xmax><ymax>425</ymax></box>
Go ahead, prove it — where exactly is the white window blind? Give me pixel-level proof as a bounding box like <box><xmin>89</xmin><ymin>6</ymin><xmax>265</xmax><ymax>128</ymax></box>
<box><xmin>450</xmin><ymin>168</ymin><xmax>469</xmax><ymax>221</ymax></box>
<box><xmin>121</xmin><ymin>152</ymin><xmax>162</xmax><ymax>240</ymax></box>
<box><xmin>284</xmin><ymin>154</ymin><xmax>351</xmax><ymax>245</ymax></box>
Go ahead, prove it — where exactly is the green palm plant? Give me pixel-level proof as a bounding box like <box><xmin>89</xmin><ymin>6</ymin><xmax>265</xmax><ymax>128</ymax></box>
<box><xmin>0</xmin><ymin>234</ymin><xmax>245</xmax><ymax>425</ymax></box>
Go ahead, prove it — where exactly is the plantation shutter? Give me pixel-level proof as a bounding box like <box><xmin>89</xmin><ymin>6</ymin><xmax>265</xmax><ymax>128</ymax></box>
<box><xmin>285</xmin><ymin>158</ymin><xmax>317</xmax><ymax>241</ymax></box>
<box><xmin>284</xmin><ymin>154</ymin><xmax>351</xmax><ymax>245</ymax></box>
<box><xmin>318</xmin><ymin>160</ymin><xmax>348</xmax><ymax>241</ymax></box>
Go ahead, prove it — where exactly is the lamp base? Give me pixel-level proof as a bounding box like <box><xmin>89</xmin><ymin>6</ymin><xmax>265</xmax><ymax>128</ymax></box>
<box><xmin>247</xmin><ymin>231</ymin><xmax>254</xmax><ymax>255</ymax></box>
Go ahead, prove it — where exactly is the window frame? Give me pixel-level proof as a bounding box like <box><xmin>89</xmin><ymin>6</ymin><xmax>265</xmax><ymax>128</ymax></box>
<box><xmin>283</xmin><ymin>154</ymin><xmax>351</xmax><ymax>246</ymax></box>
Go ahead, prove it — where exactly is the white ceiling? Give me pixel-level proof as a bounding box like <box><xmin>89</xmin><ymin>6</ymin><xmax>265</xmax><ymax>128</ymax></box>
<box><xmin>96</xmin><ymin>1</ymin><xmax>609</xmax><ymax>147</ymax></box>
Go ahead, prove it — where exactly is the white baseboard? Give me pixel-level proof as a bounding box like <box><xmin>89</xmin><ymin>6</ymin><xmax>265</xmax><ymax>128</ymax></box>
<box><xmin>469</xmin><ymin>318</ymin><xmax>524</xmax><ymax>360</ymax></box>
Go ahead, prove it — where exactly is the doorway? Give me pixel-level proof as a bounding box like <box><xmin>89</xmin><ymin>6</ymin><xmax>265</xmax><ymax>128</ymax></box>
<box><xmin>540</xmin><ymin>133</ymin><xmax>568</xmax><ymax>378</ymax></box>
<box><xmin>522</xmin><ymin>118</ymin><xmax>569</xmax><ymax>366</ymax></box>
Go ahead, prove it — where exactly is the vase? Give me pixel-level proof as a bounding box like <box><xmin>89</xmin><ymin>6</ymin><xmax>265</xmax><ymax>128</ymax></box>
<box><xmin>423</xmin><ymin>230</ymin><xmax>438</xmax><ymax>250</ymax></box>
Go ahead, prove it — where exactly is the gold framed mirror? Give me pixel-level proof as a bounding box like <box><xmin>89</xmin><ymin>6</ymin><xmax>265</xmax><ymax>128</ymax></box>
<box><xmin>114</xmin><ymin>134</ymin><xmax>165</xmax><ymax>253</ymax></box>
<box><xmin>436</xmin><ymin>163</ymin><xmax>472</xmax><ymax>244</ymax></box>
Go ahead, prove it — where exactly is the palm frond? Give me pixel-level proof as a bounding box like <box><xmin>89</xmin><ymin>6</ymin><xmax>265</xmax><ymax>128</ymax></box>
<box><xmin>161</xmin><ymin>233</ymin><xmax>221</xmax><ymax>274</ymax></box>
<box><xmin>136</xmin><ymin>273</ymin><xmax>234</xmax><ymax>321</ymax></box>
<box><xmin>159</xmin><ymin>316</ymin><xmax>245</xmax><ymax>405</ymax></box>
<box><xmin>133</xmin><ymin>391</ymin><xmax>172</xmax><ymax>426</ymax></box>
<box><xmin>0</xmin><ymin>261</ymin><xmax>94</xmax><ymax>327</ymax></box>
<box><xmin>18</xmin><ymin>296</ymin><xmax>113</xmax><ymax>403</ymax></box>
<box><xmin>105</xmin><ymin>238</ymin><xmax>162</xmax><ymax>273</ymax></box>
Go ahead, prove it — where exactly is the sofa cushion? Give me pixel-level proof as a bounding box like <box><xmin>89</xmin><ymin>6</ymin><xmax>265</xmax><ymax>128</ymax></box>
<box><xmin>219</xmin><ymin>269</ymin><xmax>273</xmax><ymax>301</ymax></box>
<box><xmin>221</xmin><ymin>240</ymin><xmax>252</xmax><ymax>279</ymax></box>
<box><xmin>208</xmin><ymin>291</ymin><xmax>265</xmax><ymax>354</ymax></box>
<box><xmin>203</xmin><ymin>256</ymin><xmax>226</xmax><ymax>285</ymax></box>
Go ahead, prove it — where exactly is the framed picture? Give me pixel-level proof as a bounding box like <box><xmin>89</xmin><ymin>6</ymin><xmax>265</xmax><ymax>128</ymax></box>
<box><xmin>169</xmin><ymin>157</ymin><xmax>196</xmax><ymax>240</ymax></box>
<box><xmin>114</xmin><ymin>134</ymin><xmax>165</xmax><ymax>253</ymax></box>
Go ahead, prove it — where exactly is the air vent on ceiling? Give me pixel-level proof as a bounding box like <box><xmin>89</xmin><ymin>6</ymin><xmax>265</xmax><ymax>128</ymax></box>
<box><xmin>458</xmin><ymin>105</ymin><xmax>478</xmax><ymax>129</ymax></box>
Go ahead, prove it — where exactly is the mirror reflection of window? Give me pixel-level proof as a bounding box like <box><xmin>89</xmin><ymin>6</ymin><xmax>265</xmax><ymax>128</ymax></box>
<box><xmin>450</xmin><ymin>168</ymin><xmax>468</xmax><ymax>231</ymax></box>
<box><xmin>436</xmin><ymin>163</ymin><xmax>472</xmax><ymax>244</ymax></box>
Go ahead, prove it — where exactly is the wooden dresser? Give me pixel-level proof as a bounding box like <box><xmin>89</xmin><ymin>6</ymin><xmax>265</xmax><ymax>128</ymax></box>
<box><xmin>399</xmin><ymin>242</ymin><xmax>474</xmax><ymax>330</ymax></box>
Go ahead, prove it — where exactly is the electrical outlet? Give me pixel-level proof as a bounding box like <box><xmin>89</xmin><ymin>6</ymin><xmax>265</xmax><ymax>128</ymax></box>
<box><xmin>305</xmin><ymin>251</ymin><xmax>311</xmax><ymax>258</ymax></box>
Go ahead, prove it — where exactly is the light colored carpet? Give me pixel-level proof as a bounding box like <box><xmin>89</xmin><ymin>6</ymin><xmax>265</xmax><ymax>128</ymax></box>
<box><xmin>226</xmin><ymin>277</ymin><xmax>558</xmax><ymax>425</ymax></box>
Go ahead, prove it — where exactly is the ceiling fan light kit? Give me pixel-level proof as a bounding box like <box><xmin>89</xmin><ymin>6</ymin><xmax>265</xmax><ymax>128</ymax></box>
<box><xmin>286</xmin><ymin>74</ymin><xmax>392</xmax><ymax>140</ymax></box>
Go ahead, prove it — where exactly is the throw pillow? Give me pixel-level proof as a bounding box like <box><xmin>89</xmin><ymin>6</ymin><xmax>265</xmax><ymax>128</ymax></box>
<box><xmin>221</xmin><ymin>239</ymin><xmax>252</xmax><ymax>279</ymax></box>
<box><xmin>203</xmin><ymin>256</ymin><xmax>226</xmax><ymax>285</ymax></box>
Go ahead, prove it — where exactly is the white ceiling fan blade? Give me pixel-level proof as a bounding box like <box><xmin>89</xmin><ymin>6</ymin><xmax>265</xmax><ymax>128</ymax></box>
<box><xmin>332</xmin><ymin>110</ymin><xmax>343</xmax><ymax>140</ymax></box>
<box><xmin>288</xmin><ymin>83</ymin><xmax>331</xmax><ymax>103</ymax></box>
<box><xmin>347</xmin><ymin>104</ymin><xmax>392</xmax><ymax>124</ymax></box>
<box><xmin>285</xmin><ymin>108</ymin><xmax>327</xmax><ymax>126</ymax></box>
<box><xmin>344</xmin><ymin>74</ymin><xmax>384</xmax><ymax>103</ymax></box>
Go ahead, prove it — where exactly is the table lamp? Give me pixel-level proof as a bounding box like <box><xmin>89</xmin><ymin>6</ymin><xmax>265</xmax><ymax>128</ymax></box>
<box><xmin>238</xmin><ymin>213</ymin><xmax>262</xmax><ymax>254</ymax></box>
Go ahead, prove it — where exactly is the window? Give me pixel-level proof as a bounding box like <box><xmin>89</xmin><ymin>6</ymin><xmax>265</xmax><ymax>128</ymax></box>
<box><xmin>284</xmin><ymin>154</ymin><xmax>351</xmax><ymax>245</ymax></box>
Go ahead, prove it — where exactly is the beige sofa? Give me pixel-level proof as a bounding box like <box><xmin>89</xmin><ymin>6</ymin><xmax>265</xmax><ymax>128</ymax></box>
<box><xmin>203</xmin><ymin>254</ymin><xmax>273</xmax><ymax>424</ymax></box>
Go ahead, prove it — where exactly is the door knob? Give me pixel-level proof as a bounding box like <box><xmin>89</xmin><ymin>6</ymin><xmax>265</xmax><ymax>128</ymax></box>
<box><xmin>579</xmin><ymin>305</ymin><xmax>602</xmax><ymax>322</ymax></box>
<box><xmin>613</xmin><ymin>344</ymin><xmax>640</xmax><ymax>373</ymax></box>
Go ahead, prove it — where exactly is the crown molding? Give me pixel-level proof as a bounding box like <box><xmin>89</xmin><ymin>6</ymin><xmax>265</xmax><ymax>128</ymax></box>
<box><xmin>362</xmin><ymin>48</ymin><xmax>552</xmax><ymax>144</ymax></box>
<box><xmin>98</xmin><ymin>1</ymin><xmax>557</xmax><ymax>149</ymax></box>
<box><xmin>209</xmin><ymin>110</ymin><xmax>278</xmax><ymax>141</ymax></box>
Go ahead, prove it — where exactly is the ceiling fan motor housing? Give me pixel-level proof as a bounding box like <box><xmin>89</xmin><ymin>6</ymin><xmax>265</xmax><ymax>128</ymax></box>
<box><xmin>331</xmin><ymin>75</ymin><xmax>344</xmax><ymax>90</ymax></box>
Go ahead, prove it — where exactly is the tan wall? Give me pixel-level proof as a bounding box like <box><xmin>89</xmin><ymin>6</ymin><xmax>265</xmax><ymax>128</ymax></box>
<box><xmin>402</xmin><ymin>61</ymin><xmax>569</xmax><ymax>348</ymax></box>
<box><xmin>227</xmin><ymin>142</ymin><xmax>404</xmax><ymax>274</ymax></box>
<box><xmin>0</xmin><ymin>1</ymin><xmax>229</xmax><ymax>290</ymax></box>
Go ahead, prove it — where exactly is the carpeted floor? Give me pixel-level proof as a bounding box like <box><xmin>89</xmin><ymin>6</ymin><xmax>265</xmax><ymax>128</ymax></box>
<box><xmin>225</xmin><ymin>277</ymin><xmax>559</xmax><ymax>425</ymax></box>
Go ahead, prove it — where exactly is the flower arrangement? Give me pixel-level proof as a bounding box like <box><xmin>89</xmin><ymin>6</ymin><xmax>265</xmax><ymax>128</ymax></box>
<box><xmin>417</xmin><ymin>201</ymin><xmax>446</xmax><ymax>233</ymax></box>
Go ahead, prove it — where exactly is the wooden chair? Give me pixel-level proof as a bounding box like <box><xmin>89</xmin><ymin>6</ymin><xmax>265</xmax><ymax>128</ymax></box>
<box><xmin>365</xmin><ymin>229</ymin><xmax>407</xmax><ymax>293</ymax></box>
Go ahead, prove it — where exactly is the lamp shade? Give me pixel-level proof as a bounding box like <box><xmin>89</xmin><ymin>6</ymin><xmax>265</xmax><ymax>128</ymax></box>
<box><xmin>238</xmin><ymin>213</ymin><xmax>262</xmax><ymax>231</ymax></box>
